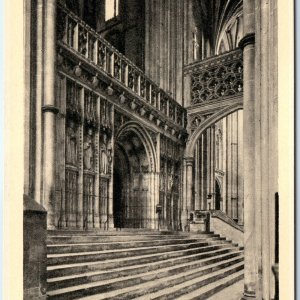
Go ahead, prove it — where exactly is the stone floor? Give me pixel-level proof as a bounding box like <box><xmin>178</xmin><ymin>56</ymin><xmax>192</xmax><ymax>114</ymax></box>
<box><xmin>207</xmin><ymin>279</ymin><xmax>243</xmax><ymax>300</ymax></box>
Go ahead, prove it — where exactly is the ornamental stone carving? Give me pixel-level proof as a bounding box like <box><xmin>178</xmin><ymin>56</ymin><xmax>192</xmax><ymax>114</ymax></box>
<box><xmin>185</xmin><ymin>49</ymin><xmax>243</xmax><ymax>105</ymax></box>
<box><xmin>100</xmin><ymin>132</ymin><xmax>112</xmax><ymax>175</ymax></box>
<box><xmin>66</xmin><ymin>120</ymin><xmax>78</xmax><ymax>165</ymax></box>
<box><xmin>83</xmin><ymin>128</ymin><xmax>94</xmax><ymax>170</ymax></box>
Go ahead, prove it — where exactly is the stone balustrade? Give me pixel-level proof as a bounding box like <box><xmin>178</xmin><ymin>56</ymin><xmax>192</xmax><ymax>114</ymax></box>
<box><xmin>57</xmin><ymin>3</ymin><xmax>186</xmax><ymax>132</ymax></box>
<box><xmin>184</xmin><ymin>49</ymin><xmax>243</xmax><ymax>106</ymax></box>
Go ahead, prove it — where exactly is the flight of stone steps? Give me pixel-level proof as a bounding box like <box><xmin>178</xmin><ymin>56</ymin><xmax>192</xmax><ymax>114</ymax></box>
<box><xmin>46</xmin><ymin>230</ymin><xmax>244</xmax><ymax>300</ymax></box>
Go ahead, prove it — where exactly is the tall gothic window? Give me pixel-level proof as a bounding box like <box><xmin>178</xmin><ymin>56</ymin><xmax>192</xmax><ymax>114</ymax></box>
<box><xmin>105</xmin><ymin>0</ymin><xmax>119</xmax><ymax>21</ymax></box>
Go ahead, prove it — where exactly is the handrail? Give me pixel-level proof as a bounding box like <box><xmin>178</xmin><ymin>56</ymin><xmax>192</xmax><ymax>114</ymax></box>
<box><xmin>210</xmin><ymin>210</ymin><xmax>244</xmax><ymax>233</ymax></box>
<box><xmin>57</xmin><ymin>2</ymin><xmax>186</xmax><ymax>129</ymax></box>
<box><xmin>183</xmin><ymin>48</ymin><xmax>243</xmax><ymax>73</ymax></box>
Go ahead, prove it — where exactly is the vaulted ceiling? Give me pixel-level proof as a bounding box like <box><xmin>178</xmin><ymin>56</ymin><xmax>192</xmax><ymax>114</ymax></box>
<box><xmin>192</xmin><ymin>0</ymin><xmax>242</xmax><ymax>51</ymax></box>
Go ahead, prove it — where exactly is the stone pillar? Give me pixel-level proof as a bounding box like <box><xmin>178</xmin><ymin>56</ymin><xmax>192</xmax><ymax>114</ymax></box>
<box><xmin>194</xmin><ymin>141</ymin><xmax>200</xmax><ymax>210</ymax></box>
<box><xmin>56</xmin><ymin>76</ymin><xmax>66</xmax><ymax>228</ymax></box>
<box><xmin>42</xmin><ymin>0</ymin><xmax>58</xmax><ymax>229</ymax></box>
<box><xmin>211</xmin><ymin>126</ymin><xmax>216</xmax><ymax>209</ymax></box>
<box><xmin>77</xmin><ymin>88</ymin><xmax>84</xmax><ymax>228</ymax></box>
<box><xmin>23</xmin><ymin>195</ymin><xmax>47</xmax><ymax>299</ymax></box>
<box><xmin>183</xmin><ymin>157</ymin><xmax>194</xmax><ymax>231</ymax></box>
<box><xmin>239</xmin><ymin>0</ymin><xmax>256</xmax><ymax>297</ymax></box>
<box><xmin>107</xmin><ymin>107</ymin><xmax>115</xmax><ymax>229</ymax></box>
<box><xmin>237</xmin><ymin>110</ymin><xmax>244</xmax><ymax>225</ymax></box>
<box><xmin>226</xmin><ymin>114</ymin><xmax>232</xmax><ymax>217</ymax></box>
<box><xmin>93</xmin><ymin>96</ymin><xmax>100</xmax><ymax>228</ymax></box>
<box><xmin>206</xmin><ymin>128</ymin><xmax>211</xmax><ymax>210</ymax></box>
<box><xmin>202</xmin><ymin>132</ymin><xmax>208</xmax><ymax>210</ymax></box>
<box><xmin>232</xmin><ymin>112</ymin><xmax>238</xmax><ymax>220</ymax></box>
<box><xmin>34</xmin><ymin>0</ymin><xmax>43</xmax><ymax>205</ymax></box>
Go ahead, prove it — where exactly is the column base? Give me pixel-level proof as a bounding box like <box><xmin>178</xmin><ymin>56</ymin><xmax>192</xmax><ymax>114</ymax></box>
<box><xmin>241</xmin><ymin>291</ymin><xmax>256</xmax><ymax>300</ymax></box>
<box><xmin>107</xmin><ymin>214</ymin><xmax>114</xmax><ymax>229</ymax></box>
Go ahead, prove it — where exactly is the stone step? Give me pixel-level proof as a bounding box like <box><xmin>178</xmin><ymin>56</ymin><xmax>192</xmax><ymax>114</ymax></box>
<box><xmin>47</xmin><ymin>244</ymin><xmax>235</xmax><ymax>279</ymax></box>
<box><xmin>47</xmin><ymin>240</ymin><xmax>222</xmax><ymax>266</ymax></box>
<box><xmin>47</xmin><ymin>237</ymin><xmax>219</xmax><ymax>254</ymax></box>
<box><xmin>47</xmin><ymin>250</ymin><xmax>243</xmax><ymax>291</ymax></box>
<box><xmin>171</xmin><ymin>273</ymin><xmax>244</xmax><ymax>300</ymax></box>
<box><xmin>47</xmin><ymin>229</ymin><xmax>183</xmax><ymax>236</ymax></box>
<box><xmin>47</xmin><ymin>233</ymin><xmax>218</xmax><ymax>244</ymax></box>
<box><xmin>47</xmin><ymin>256</ymin><xmax>243</xmax><ymax>299</ymax></box>
<box><xmin>102</xmin><ymin>262</ymin><xmax>244</xmax><ymax>300</ymax></box>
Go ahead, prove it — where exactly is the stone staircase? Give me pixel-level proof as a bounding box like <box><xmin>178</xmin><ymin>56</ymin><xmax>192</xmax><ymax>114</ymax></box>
<box><xmin>46</xmin><ymin>230</ymin><xmax>244</xmax><ymax>300</ymax></box>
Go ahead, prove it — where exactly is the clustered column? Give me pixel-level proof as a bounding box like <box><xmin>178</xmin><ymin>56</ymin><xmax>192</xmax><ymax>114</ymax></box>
<box><xmin>239</xmin><ymin>0</ymin><xmax>256</xmax><ymax>298</ymax></box>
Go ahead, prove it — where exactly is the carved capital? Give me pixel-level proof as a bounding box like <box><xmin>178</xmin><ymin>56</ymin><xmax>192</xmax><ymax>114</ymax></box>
<box><xmin>184</xmin><ymin>156</ymin><xmax>194</xmax><ymax>166</ymax></box>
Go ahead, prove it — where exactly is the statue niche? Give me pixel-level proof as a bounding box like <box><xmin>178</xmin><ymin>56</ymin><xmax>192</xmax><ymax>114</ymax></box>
<box><xmin>100</xmin><ymin>132</ymin><xmax>112</xmax><ymax>175</ymax></box>
<box><xmin>66</xmin><ymin>120</ymin><xmax>78</xmax><ymax>166</ymax></box>
<box><xmin>83</xmin><ymin>128</ymin><xmax>94</xmax><ymax>170</ymax></box>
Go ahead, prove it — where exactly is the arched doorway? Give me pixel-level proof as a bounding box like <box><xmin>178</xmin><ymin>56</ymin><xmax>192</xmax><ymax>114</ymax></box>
<box><xmin>113</xmin><ymin>122</ymin><xmax>158</xmax><ymax>229</ymax></box>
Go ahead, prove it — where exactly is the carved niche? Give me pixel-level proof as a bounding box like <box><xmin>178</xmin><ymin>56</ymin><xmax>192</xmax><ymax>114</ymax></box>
<box><xmin>66</xmin><ymin>119</ymin><xmax>78</xmax><ymax>166</ymax></box>
<box><xmin>99</xmin><ymin>130</ymin><xmax>112</xmax><ymax>175</ymax></box>
<box><xmin>83</xmin><ymin>127</ymin><xmax>94</xmax><ymax>170</ymax></box>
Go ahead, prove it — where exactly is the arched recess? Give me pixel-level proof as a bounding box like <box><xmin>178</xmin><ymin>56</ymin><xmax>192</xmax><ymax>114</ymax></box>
<box><xmin>115</xmin><ymin>121</ymin><xmax>158</xmax><ymax>173</ymax></box>
<box><xmin>185</xmin><ymin>102</ymin><xmax>243</xmax><ymax>158</ymax></box>
<box><xmin>113</xmin><ymin>121</ymin><xmax>159</xmax><ymax>229</ymax></box>
<box><xmin>182</xmin><ymin>103</ymin><xmax>243</xmax><ymax>231</ymax></box>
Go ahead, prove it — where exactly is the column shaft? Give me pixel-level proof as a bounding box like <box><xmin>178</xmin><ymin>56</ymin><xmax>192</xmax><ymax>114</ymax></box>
<box><xmin>240</xmin><ymin>0</ymin><xmax>256</xmax><ymax>296</ymax></box>
<box><xmin>42</xmin><ymin>0</ymin><xmax>57</xmax><ymax>229</ymax></box>
<box><xmin>34</xmin><ymin>0</ymin><xmax>43</xmax><ymax>205</ymax></box>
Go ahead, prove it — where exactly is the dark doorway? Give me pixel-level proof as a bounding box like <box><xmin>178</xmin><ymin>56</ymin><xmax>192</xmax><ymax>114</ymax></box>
<box><xmin>113</xmin><ymin>164</ymin><xmax>124</xmax><ymax>229</ymax></box>
<box><xmin>215</xmin><ymin>180</ymin><xmax>221</xmax><ymax>210</ymax></box>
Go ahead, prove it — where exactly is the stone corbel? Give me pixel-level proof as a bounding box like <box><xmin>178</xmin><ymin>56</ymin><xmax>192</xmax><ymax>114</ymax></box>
<box><xmin>130</xmin><ymin>100</ymin><xmax>137</xmax><ymax>110</ymax></box>
<box><xmin>119</xmin><ymin>92</ymin><xmax>126</xmax><ymax>104</ymax></box>
<box><xmin>148</xmin><ymin>112</ymin><xmax>154</xmax><ymax>121</ymax></box>
<box><xmin>140</xmin><ymin>106</ymin><xmax>146</xmax><ymax>117</ymax></box>
<box><xmin>91</xmin><ymin>74</ymin><xmax>99</xmax><ymax>87</ymax></box>
<box><xmin>107</xmin><ymin>83</ymin><xmax>114</xmax><ymax>96</ymax></box>
<box><xmin>74</xmin><ymin>62</ymin><xmax>82</xmax><ymax>77</ymax></box>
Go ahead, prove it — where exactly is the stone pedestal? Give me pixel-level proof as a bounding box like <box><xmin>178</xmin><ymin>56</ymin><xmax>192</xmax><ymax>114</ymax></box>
<box><xmin>23</xmin><ymin>195</ymin><xmax>47</xmax><ymax>300</ymax></box>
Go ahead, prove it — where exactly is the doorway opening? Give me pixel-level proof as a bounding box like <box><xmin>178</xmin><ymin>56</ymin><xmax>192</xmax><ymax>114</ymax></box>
<box><xmin>113</xmin><ymin>128</ymin><xmax>153</xmax><ymax>229</ymax></box>
<box><xmin>215</xmin><ymin>179</ymin><xmax>221</xmax><ymax>210</ymax></box>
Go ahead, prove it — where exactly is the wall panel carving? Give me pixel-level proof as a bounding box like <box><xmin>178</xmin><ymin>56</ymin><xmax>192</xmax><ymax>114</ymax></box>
<box><xmin>184</xmin><ymin>49</ymin><xmax>243</xmax><ymax>105</ymax></box>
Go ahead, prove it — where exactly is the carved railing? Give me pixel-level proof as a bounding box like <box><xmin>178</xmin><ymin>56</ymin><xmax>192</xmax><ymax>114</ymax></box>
<box><xmin>57</xmin><ymin>3</ymin><xmax>186</xmax><ymax>130</ymax></box>
<box><xmin>184</xmin><ymin>49</ymin><xmax>243</xmax><ymax>105</ymax></box>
